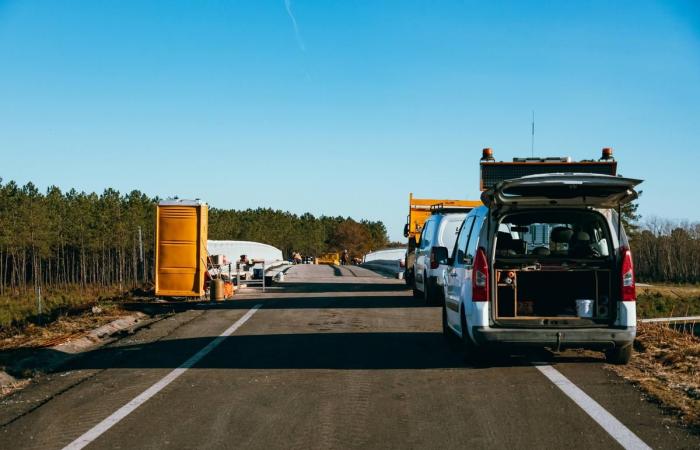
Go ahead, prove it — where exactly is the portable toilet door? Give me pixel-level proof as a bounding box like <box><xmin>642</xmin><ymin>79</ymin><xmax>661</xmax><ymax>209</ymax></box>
<box><xmin>155</xmin><ymin>200</ymin><xmax>208</xmax><ymax>297</ymax></box>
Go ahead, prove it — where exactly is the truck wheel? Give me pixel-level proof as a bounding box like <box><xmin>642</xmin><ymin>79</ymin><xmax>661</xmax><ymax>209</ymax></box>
<box><xmin>412</xmin><ymin>278</ymin><xmax>421</xmax><ymax>297</ymax></box>
<box><xmin>605</xmin><ymin>345</ymin><xmax>632</xmax><ymax>365</ymax></box>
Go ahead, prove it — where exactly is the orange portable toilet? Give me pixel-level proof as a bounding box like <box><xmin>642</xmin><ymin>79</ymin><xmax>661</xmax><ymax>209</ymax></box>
<box><xmin>155</xmin><ymin>200</ymin><xmax>208</xmax><ymax>297</ymax></box>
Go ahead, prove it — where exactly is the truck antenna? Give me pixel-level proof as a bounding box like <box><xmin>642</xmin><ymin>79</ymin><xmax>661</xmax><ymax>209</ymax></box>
<box><xmin>531</xmin><ymin>110</ymin><xmax>535</xmax><ymax>157</ymax></box>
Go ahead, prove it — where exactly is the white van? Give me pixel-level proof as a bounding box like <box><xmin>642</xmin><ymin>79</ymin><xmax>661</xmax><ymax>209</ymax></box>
<box><xmin>413</xmin><ymin>209</ymin><xmax>469</xmax><ymax>305</ymax></box>
<box><xmin>442</xmin><ymin>174</ymin><xmax>642</xmax><ymax>364</ymax></box>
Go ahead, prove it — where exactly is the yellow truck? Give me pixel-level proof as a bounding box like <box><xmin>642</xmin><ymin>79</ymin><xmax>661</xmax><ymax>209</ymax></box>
<box><xmin>316</xmin><ymin>252</ymin><xmax>341</xmax><ymax>265</ymax></box>
<box><xmin>403</xmin><ymin>194</ymin><xmax>481</xmax><ymax>285</ymax></box>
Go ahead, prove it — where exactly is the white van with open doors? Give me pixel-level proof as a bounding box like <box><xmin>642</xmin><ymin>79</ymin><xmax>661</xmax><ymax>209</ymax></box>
<box><xmin>442</xmin><ymin>173</ymin><xmax>642</xmax><ymax>364</ymax></box>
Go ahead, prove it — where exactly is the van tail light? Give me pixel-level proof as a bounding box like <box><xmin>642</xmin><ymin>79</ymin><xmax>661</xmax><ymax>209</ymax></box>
<box><xmin>620</xmin><ymin>246</ymin><xmax>636</xmax><ymax>301</ymax></box>
<box><xmin>400</xmin><ymin>259</ymin><xmax>405</xmax><ymax>268</ymax></box>
<box><xmin>472</xmin><ymin>247</ymin><xmax>489</xmax><ymax>302</ymax></box>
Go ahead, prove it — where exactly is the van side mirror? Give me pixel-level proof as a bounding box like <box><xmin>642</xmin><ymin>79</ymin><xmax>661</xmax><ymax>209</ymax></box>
<box><xmin>430</xmin><ymin>247</ymin><xmax>448</xmax><ymax>269</ymax></box>
<box><xmin>430</xmin><ymin>246</ymin><xmax>449</xmax><ymax>269</ymax></box>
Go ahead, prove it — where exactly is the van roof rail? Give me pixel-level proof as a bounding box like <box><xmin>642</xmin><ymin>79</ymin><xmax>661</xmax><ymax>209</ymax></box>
<box><xmin>430</xmin><ymin>203</ymin><xmax>474</xmax><ymax>214</ymax></box>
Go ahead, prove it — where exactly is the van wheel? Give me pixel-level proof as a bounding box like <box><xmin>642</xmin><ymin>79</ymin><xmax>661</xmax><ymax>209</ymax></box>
<box><xmin>461</xmin><ymin>310</ymin><xmax>490</xmax><ymax>363</ymax></box>
<box><xmin>460</xmin><ymin>310</ymin><xmax>475</xmax><ymax>352</ymax></box>
<box><xmin>605</xmin><ymin>345</ymin><xmax>632</xmax><ymax>365</ymax></box>
<box><xmin>442</xmin><ymin>303</ymin><xmax>453</xmax><ymax>340</ymax></box>
<box><xmin>423</xmin><ymin>272</ymin><xmax>433</xmax><ymax>305</ymax></box>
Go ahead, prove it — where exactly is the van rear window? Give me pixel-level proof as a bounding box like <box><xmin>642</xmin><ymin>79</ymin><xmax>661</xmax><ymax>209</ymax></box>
<box><xmin>497</xmin><ymin>211</ymin><xmax>611</xmax><ymax>259</ymax></box>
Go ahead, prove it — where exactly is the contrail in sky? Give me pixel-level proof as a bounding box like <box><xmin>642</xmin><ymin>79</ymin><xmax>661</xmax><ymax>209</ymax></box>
<box><xmin>284</xmin><ymin>0</ymin><xmax>305</xmax><ymax>52</ymax></box>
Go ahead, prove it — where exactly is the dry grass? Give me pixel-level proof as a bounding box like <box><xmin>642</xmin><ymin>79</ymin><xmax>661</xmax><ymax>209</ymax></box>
<box><xmin>608</xmin><ymin>323</ymin><xmax>700</xmax><ymax>431</ymax></box>
<box><xmin>0</xmin><ymin>378</ymin><xmax>30</xmax><ymax>396</ymax></box>
<box><xmin>636</xmin><ymin>284</ymin><xmax>700</xmax><ymax>319</ymax></box>
<box><xmin>0</xmin><ymin>285</ymin><xmax>132</xmax><ymax>329</ymax></box>
<box><xmin>639</xmin><ymin>284</ymin><xmax>700</xmax><ymax>299</ymax></box>
<box><xmin>0</xmin><ymin>303</ymin><xmax>132</xmax><ymax>350</ymax></box>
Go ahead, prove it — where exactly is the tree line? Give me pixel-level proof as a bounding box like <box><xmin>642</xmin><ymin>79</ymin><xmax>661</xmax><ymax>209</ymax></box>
<box><xmin>208</xmin><ymin>208</ymin><xmax>389</xmax><ymax>259</ymax></box>
<box><xmin>0</xmin><ymin>178</ymin><xmax>390</xmax><ymax>295</ymax></box>
<box><xmin>3</xmin><ymin>176</ymin><xmax>697</xmax><ymax>297</ymax></box>
<box><xmin>631</xmin><ymin>218</ymin><xmax>700</xmax><ymax>284</ymax></box>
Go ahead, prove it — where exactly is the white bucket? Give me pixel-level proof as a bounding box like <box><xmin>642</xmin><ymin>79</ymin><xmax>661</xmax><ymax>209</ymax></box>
<box><xmin>575</xmin><ymin>299</ymin><xmax>594</xmax><ymax>318</ymax></box>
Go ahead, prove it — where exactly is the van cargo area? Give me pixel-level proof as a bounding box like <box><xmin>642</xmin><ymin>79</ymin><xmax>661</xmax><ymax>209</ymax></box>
<box><xmin>494</xmin><ymin>269</ymin><xmax>613</xmax><ymax>326</ymax></box>
<box><xmin>492</xmin><ymin>209</ymin><xmax>618</xmax><ymax>327</ymax></box>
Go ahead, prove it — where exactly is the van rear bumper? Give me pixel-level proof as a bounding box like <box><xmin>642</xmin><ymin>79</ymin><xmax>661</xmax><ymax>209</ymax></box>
<box><xmin>471</xmin><ymin>326</ymin><xmax>636</xmax><ymax>349</ymax></box>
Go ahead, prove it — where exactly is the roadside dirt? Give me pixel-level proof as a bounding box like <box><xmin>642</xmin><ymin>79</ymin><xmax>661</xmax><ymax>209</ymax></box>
<box><xmin>608</xmin><ymin>323</ymin><xmax>700</xmax><ymax>431</ymax></box>
<box><xmin>0</xmin><ymin>304</ymin><xmax>141</xmax><ymax>397</ymax></box>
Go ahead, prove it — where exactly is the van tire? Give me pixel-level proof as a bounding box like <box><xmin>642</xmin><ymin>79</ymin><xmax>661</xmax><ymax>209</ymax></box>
<box><xmin>605</xmin><ymin>345</ymin><xmax>632</xmax><ymax>365</ymax></box>
<box><xmin>442</xmin><ymin>303</ymin><xmax>453</xmax><ymax>340</ymax></box>
<box><xmin>423</xmin><ymin>272</ymin><xmax>432</xmax><ymax>305</ymax></box>
<box><xmin>424</xmin><ymin>274</ymin><xmax>443</xmax><ymax>306</ymax></box>
<box><xmin>461</xmin><ymin>310</ymin><xmax>491</xmax><ymax>363</ymax></box>
<box><xmin>460</xmin><ymin>310</ymin><xmax>475</xmax><ymax>352</ymax></box>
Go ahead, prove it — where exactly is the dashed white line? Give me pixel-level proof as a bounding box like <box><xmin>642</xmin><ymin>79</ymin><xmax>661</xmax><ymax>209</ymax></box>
<box><xmin>536</xmin><ymin>365</ymin><xmax>652</xmax><ymax>450</ymax></box>
<box><xmin>63</xmin><ymin>304</ymin><xmax>262</xmax><ymax>450</ymax></box>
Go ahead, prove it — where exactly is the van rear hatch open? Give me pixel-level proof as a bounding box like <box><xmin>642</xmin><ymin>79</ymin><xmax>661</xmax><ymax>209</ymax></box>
<box><xmin>481</xmin><ymin>173</ymin><xmax>642</xmax><ymax>209</ymax></box>
<box><xmin>485</xmin><ymin>173</ymin><xmax>643</xmax><ymax>329</ymax></box>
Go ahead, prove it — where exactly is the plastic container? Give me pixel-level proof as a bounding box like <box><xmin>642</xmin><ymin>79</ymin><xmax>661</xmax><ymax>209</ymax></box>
<box><xmin>210</xmin><ymin>279</ymin><xmax>225</xmax><ymax>301</ymax></box>
<box><xmin>575</xmin><ymin>299</ymin><xmax>594</xmax><ymax>318</ymax></box>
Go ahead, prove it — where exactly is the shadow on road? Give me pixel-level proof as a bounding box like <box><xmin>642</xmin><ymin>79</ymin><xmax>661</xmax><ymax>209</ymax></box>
<box><xmin>123</xmin><ymin>293</ymin><xmax>430</xmax><ymax>316</ymax></box>
<box><xmin>2</xmin><ymin>330</ymin><xmax>603</xmax><ymax>377</ymax></box>
<box><xmin>271</xmin><ymin>281</ymin><xmax>407</xmax><ymax>293</ymax></box>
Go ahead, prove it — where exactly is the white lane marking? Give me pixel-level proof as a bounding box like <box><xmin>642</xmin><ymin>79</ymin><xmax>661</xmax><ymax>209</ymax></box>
<box><xmin>536</xmin><ymin>365</ymin><xmax>652</xmax><ymax>450</ymax></box>
<box><xmin>63</xmin><ymin>304</ymin><xmax>262</xmax><ymax>450</ymax></box>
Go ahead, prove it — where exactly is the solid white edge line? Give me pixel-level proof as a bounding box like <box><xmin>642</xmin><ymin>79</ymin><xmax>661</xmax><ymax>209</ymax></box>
<box><xmin>62</xmin><ymin>304</ymin><xmax>263</xmax><ymax>450</ymax></box>
<box><xmin>536</xmin><ymin>365</ymin><xmax>652</xmax><ymax>450</ymax></box>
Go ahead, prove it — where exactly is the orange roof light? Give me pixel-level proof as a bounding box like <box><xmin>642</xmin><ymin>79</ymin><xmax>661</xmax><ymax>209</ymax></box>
<box><xmin>481</xmin><ymin>147</ymin><xmax>495</xmax><ymax>161</ymax></box>
<box><xmin>600</xmin><ymin>147</ymin><xmax>614</xmax><ymax>161</ymax></box>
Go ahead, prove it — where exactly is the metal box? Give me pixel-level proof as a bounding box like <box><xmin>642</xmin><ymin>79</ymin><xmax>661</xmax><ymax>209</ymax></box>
<box><xmin>155</xmin><ymin>200</ymin><xmax>208</xmax><ymax>297</ymax></box>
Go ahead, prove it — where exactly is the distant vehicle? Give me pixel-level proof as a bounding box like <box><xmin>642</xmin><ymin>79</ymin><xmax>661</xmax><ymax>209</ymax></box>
<box><xmin>362</xmin><ymin>248</ymin><xmax>407</xmax><ymax>278</ymax></box>
<box><xmin>403</xmin><ymin>194</ymin><xmax>480</xmax><ymax>286</ymax></box>
<box><xmin>442</xmin><ymin>148</ymin><xmax>641</xmax><ymax>364</ymax></box>
<box><xmin>412</xmin><ymin>206</ymin><xmax>470</xmax><ymax>305</ymax></box>
<box><xmin>317</xmin><ymin>252</ymin><xmax>340</xmax><ymax>265</ymax></box>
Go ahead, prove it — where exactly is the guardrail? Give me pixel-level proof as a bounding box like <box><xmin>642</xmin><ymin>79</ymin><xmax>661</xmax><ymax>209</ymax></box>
<box><xmin>640</xmin><ymin>316</ymin><xmax>700</xmax><ymax>324</ymax></box>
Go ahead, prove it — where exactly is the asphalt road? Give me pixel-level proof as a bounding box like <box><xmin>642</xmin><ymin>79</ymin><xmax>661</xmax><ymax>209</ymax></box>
<box><xmin>1</xmin><ymin>264</ymin><xmax>698</xmax><ymax>449</ymax></box>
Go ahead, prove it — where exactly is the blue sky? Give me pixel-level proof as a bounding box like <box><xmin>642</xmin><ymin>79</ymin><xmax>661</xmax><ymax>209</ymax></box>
<box><xmin>1</xmin><ymin>1</ymin><xmax>699</xmax><ymax>241</ymax></box>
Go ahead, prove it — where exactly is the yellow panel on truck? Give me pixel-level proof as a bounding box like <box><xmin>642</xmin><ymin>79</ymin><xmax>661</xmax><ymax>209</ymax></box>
<box><xmin>403</xmin><ymin>193</ymin><xmax>481</xmax><ymax>285</ymax></box>
<box><xmin>404</xmin><ymin>193</ymin><xmax>481</xmax><ymax>246</ymax></box>
<box><xmin>155</xmin><ymin>200</ymin><xmax>208</xmax><ymax>297</ymax></box>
